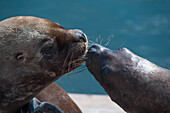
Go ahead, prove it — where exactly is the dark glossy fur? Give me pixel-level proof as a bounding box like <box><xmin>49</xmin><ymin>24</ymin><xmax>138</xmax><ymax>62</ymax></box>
<box><xmin>86</xmin><ymin>44</ymin><xmax>170</xmax><ymax>113</ymax></box>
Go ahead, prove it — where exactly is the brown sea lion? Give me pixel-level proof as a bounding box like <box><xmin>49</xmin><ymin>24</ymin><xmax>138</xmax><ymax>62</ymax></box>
<box><xmin>86</xmin><ymin>44</ymin><xmax>170</xmax><ymax>113</ymax></box>
<box><xmin>36</xmin><ymin>82</ymin><xmax>82</xmax><ymax>113</ymax></box>
<box><xmin>0</xmin><ymin>16</ymin><xmax>88</xmax><ymax>113</ymax></box>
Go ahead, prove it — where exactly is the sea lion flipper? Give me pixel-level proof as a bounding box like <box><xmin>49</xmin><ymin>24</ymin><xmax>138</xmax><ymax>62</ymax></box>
<box><xmin>16</xmin><ymin>99</ymin><xmax>34</xmax><ymax>113</ymax></box>
<box><xmin>17</xmin><ymin>98</ymin><xmax>63</xmax><ymax>113</ymax></box>
<box><xmin>34</xmin><ymin>101</ymin><xmax>63</xmax><ymax>113</ymax></box>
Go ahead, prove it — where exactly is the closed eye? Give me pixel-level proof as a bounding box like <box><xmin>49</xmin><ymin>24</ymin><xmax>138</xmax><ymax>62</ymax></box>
<box><xmin>40</xmin><ymin>44</ymin><xmax>57</xmax><ymax>59</ymax></box>
<box><xmin>43</xmin><ymin>45</ymin><xmax>54</xmax><ymax>54</ymax></box>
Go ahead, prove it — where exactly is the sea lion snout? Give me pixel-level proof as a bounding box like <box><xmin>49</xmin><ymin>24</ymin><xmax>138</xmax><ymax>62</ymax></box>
<box><xmin>86</xmin><ymin>44</ymin><xmax>116</xmax><ymax>83</ymax></box>
<box><xmin>88</xmin><ymin>44</ymin><xmax>109</xmax><ymax>55</ymax></box>
<box><xmin>86</xmin><ymin>44</ymin><xmax>129</xmax><ymax>65</ymax></box>
<box><xmin>87</xmin><ymin>44</ymin><xmax>135</xmax><ymax>66</ymax></box>
<box><xmin>74</xmin><ymin>29</ymin><xmax>87</xmax><ymax>42</ymax></box>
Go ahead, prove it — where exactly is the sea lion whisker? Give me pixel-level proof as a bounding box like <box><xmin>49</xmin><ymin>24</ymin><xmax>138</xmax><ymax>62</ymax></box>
<box><xmin>88</xmin><ymin>40</ymin><xmax>95</xmax><ymax>44</ymax></box>
<box><xmin>103</xmin><ymin>34</ymin><xmax>114</xmax><ymax>47</ymax></box>
<box><xmin>87</xmin><ymin>35</ymin><xmax>100</xmax><ymax>45</ymax></box>
<box><xmin>65</xmin><ymin>65</ymin><xmax>86</xmax><ymax>76</ymax></box>
<box><xmin>119</xmin><ymin>40</ymin><xmax>127</xmax><ymax>48</ymax></box>
<box><xmin>88</xmin><ymin>42</ymin><xmax>95</xmax><ymax>47</ymax></box>
<box><xmin>88</xmin><ymin>40</ymin><xmax>94</xmax><ymax>42</ymax></box>
<box><xmin>60</xmin><ymin>75</ymin><xmax>64</xmax><ymax>86</ymax></box>
<box><xmin>88</xmin><ymin>43</ymin><xmax>96</xmax><ymax>50</ymax></box>
<box><xmin>67</xmin><ymin>74</ymin><xmax>74</xmax><ymax>90</ymax></box>
<box><xmin>86</xmin><ymin>35</ymin><xmax>95</xmax><ymax>41</ymax></box>
<box><xmin>86</xmin><ymin>36</ymin><xmax>96</xmax><ymax>46</ymax></box>
<box><xmin>69</xmin><ymin>57</ymin><xmax>87</xmax><ymax>64</ymax></box>
<box><xmin>66</xmin><ymin>65</ymin><xmax>87</xmax><ymax>75</ymax></box>
<box><xmin>66</xmin><ymin>67</ymin><xmax>87</xmax><ymax>76</ymax></box>
<box><xmin>73</xmin><ymin>68</ymin><xmax>87</xmax><ymax>74</ymax></box>
<box><xmin>88</xmin><ymin>41</ymin><xmax>95</xmax><ymax>46</ymax></box>
<box><xmin>97</xmin><ymin>35</ymin><xmax>102</xmax><ymax>44</ymax></box>
<box><xmin>68</xmin><ymin>59</ymin><xmax>83</xmax><ymax>65</ymax></box>
<box><xmin>98</xmin><ymin>35</ymin><xmax>101</xmax><ymax>44</ymax></box>
<box><xmin>88</xmin><ymin>39</ymin><xmax>94</xmax><ymax>42</ymax></box>
<box><xmin>67</xmin><ymin>59</ymin><xmax>87</xmax><ymax>70</ymax></box>
<box><xmin>76</xmin><ymin>65</ymin><xmax>87</xmax><ymax>70</ymax></box>
<box><xmin>61</xmin><ymin>51</ymin><xmax>71</xmax><ymax>75</ymax></box>
<box><xmin>67</xmin><ymin>60</ymin><xmax>84</xmax><ymax>68</ymax></box>
<box><xmin>67</xmin><ymin>52</ymin><xmax>74</xmax><ymax>76</ymax></box>
<box><xmin>80</xmin><ymin>61</ymin><xmax>86</xmax><ymax>65</ymax></box>
<box><xmin>95</xmin><ymin>36</ymin><xmax>99</xmax><ymax>44</ymax></box>
<box><xmin>99</xmin><ymin>36</ymin><xmax>104</xmax><ymax>45</ymax></box>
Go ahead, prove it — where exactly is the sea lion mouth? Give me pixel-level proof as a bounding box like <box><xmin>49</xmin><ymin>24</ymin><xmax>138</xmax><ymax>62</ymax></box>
<box><xmin>61</xmin><ymin>30</ymin><xmax>88</xmax><ymax>74</ymax></box>
<box><xmin>63</xmin><ymin>43</ymin><xmax>88</xmax><ymax>74</ymax></box>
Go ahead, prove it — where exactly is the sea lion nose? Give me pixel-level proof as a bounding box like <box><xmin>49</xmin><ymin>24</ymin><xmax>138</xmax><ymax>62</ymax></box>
<box><xmin>88</xmin><ymin>44</ymin><xmax>109</xmax><ymax>54</ymax></box>
<box><xmin>88</xmin><ymin>44</ymin><xmax>102</xmax><ymax>54</ymax></box>
<box><xmin>75</xmin><ymin>30</ymin><xmax>87</xmax><ymax>42</ymax></box>
<box><xmin>89</xmin><ymin>44</ymin><xmax>101</xmax><ymax>51</ymax></box>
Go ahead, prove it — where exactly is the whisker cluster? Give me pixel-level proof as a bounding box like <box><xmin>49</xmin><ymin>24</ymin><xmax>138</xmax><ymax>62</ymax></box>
<box><xmin>63</xmin><ymin>34</ymin><xmax>115</xmax><ymax>77</ymax></box>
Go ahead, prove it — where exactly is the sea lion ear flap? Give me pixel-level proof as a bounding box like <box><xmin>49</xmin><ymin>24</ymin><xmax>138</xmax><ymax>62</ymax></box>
<box><xmin>14</xmin><ymin>52</ymin><xmax>25</xmax><ymax>61</ymax></box>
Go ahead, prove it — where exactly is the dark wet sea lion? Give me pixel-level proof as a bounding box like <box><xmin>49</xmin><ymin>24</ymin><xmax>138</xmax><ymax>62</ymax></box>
<box><xmin>0</xmin><ymin>16</ymin><xmax>88</xmax><ymax>113</ymax></box>
<box><xmin>36</xmin><ymin>82</ymin><xmax>82</xmax><ymax>113</ymax></box>
<box><xmin>86</xmin><ymin>44</ymin><xmax>170</xmax><ymax>113</ymax></box>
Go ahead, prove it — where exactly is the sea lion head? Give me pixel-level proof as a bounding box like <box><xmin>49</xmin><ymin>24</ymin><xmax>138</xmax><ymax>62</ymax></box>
<box><xmin>0</xmin><ymin>16</ymin><xmax>87</xmax><ymax>113</ymax></box>
<box><xmin>86</xmin><ymin>44</ymin><xmax>135</xmax><ymax>87</ymax></box>
<box><xmin>1</xmin><ymin>16</ymin><xmax>88</xmax><ymax>79</ymax></box>
<box><xmin>86</xmin><ymin>44</ymin><xmax>170</xmax><ymax>113</ymax></box>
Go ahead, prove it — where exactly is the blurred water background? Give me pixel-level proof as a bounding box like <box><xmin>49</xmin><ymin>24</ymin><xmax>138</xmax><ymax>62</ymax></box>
<box><xmin>0</xmin><ymin>0</ymin><xmax>170</xmax><ymax>94</ymax></box>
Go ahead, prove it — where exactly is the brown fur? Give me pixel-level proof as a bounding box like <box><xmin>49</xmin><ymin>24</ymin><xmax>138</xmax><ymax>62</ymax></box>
<box><xmin>0</xmin><ymin>16</ymin><xmax>87</xmax><ymax>113</ymax></box>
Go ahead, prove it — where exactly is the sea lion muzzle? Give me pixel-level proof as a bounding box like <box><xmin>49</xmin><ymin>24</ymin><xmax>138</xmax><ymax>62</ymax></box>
<box><xmin>74</xmin><ymin>29</ymin><xmax>87</xmax><ymax>42</ymax></box>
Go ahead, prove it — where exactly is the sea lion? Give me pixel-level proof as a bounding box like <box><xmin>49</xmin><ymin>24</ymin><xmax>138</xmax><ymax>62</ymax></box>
<box><xmin>86</xmin><ymin>44</ymin><xmax>170</xmax><ymax>113</ymax></box>
<box><xmin>36</xmin><ymin>82</ymin><xmax>82</xmax><ymax>113</ymax></box>
<box><xmin>0</xmin><ymin>16</ymin><xmax>88</xmax><ymax>113</ymax></box>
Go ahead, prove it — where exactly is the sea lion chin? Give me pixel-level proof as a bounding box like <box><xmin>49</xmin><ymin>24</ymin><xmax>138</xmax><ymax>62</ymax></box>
<box><xmin>0</xmin><ymin>16</ymin><xmax>88</xmax><ymax>113</ymax></box>
<box><xmin>86</xmin><ymin>44</ymin><xmax>170</xmax><ymax>113</ymax></box>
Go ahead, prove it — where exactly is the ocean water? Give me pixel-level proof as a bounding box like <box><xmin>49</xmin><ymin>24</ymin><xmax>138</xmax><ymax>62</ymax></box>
<box><xmin>0</xmin><ymin>0</ymin><xmax>170</xmax><ymax>94</ymax></box>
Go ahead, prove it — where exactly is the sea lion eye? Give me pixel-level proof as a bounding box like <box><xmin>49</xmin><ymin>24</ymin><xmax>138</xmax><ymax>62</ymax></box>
<box><xmin>102</xmin><ymin>66</ymin><xmax>111</xmax><ymax>75</ymax></box>
<box><xmin>41</xmin><ymin>44</ymin><xmax>55</xmax><ymax>59</ymax></box>
<box><xmin>43</xmin><ymin>46</ymin><xmax>54</xmax><ymax>53</ymax></box>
